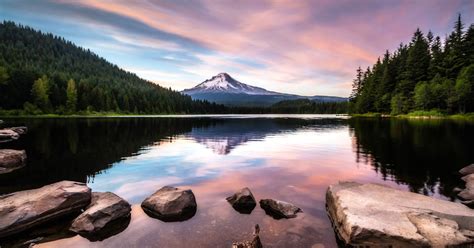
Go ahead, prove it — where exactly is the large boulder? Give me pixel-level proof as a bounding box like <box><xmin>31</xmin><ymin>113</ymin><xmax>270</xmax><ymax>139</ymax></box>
<box><xmin>460</xmin><ymin>164</ymin><xmax>474</xmax><ymax>176</ymax></box>
<box><xmin>226</xmin><ymin>187</ymin><xmax>257</xmax><ymax>214</ymax></box>
<box><xmin>70</xmin><ymin>192</ymin><xmax>131</xmax><ymax>240</ymax></box>
<box><xmin>259</xmin><ymin>199</ymin><xmax>301</xmax><ymax>219</ymax></box>
<box><xmin>0</xmin><ymin>149</ymin><xmax>26</xmax><ymax>174</ymax></box>
<box><xmin>141</xmin><ymin>186</ymin><xmax>197</xmax><ymax>222</ymax></box>
<box><xmin>326</xmin><ymin>182</ymin><xmax>474</xmax><ymax>247</ymax></box>
<box><xmin>0</xmin><ymin>181</ymin><xmax>91</xmax><ymax>239</ymax></box>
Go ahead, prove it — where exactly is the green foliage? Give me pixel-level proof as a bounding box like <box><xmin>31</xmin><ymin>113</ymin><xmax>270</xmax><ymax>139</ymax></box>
<box><xmin>31</xmin><ymin>75</ymin><xmax>51</xmax><ymax>112</ymax></box>
<box><xmin>66</xmin><ymin>79</ymin><xmax>77</xmax><ymax>113</ymax></box>
<box><xmin>0</xmin><ymin>66</ymin><xmax>8</xmax><ymax>85</ymax></box>
<box><xmin>455</xmin><ymin>64</ymin><xmax>474</xmax><ymax>113</ymax></box>
<box><xmin>351</xmin><ymin>14</ymin><xmax>474</xmax><ymax>115</ymax></box>
<box><xmin>0</xmin><ymin>21</ymin><xmax>227</xmax><ymax>114</ymax></box>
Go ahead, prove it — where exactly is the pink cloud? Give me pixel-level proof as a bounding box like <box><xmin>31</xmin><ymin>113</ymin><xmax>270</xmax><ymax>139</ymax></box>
<box><xmin>52</xmin><ymin>0</ymin><xmax>473</xmax><ymax>96</ymax></box>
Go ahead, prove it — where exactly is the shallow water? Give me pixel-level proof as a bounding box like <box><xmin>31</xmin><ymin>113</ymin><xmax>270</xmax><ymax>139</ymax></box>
<box><xmin>1</xmin><ymin>115</ymin><xmax>473</xmax><ymax>247</ymax></box>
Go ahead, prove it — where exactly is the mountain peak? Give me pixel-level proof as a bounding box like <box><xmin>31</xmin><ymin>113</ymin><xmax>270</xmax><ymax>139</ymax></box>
<box><xmin>182</xmin><ymin>73</ymin><xmax>277</xmax><ymax>95</ymax></box>
<box><xmin>216</xmin><ymin>72</ymin><xmax>230</xmax><ymax>77</ymax></box>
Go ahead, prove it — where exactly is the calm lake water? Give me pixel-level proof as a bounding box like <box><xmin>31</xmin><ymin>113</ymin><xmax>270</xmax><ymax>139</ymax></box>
<box><xmin>1</xmin><ymin>115</ymin><xmax>473</xmax><ymax>247</ymax></box>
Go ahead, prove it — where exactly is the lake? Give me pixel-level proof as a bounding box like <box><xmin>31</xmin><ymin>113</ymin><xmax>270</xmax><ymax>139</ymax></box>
<box><xmin>1</xmin><ymin>115</ymin><xmax>473</xmax><ymax>247</ymax></box>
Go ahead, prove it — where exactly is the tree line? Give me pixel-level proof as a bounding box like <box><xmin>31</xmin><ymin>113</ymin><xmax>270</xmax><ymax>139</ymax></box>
<box><xmin>350</xmin><ymin>14</ymin><xmax>474</xmax><ymax>115</ymax></box>
<box><xmin>0</xmin><ymin>21</ymin><xmax>348</xmax><ymax>115</ymax></box>
<box><xmin>0</xmin><ymin>21</ymin><xmax>227</xmax><ymax>115</ymax></box>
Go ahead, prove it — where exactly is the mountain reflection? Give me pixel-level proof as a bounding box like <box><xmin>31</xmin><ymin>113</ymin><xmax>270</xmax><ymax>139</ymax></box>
<box><xmin>349</xmin><ymin>118</ymin><xmax>474</xmax><ymax>199</ymax></box>
<box><xmin>188</xmin><ymin>118</ymin><xmax>345</xmax><ymax>155</ymax></box>
<box><xmin>0</xmin><ymin>117</ymin><xmax>346</xmax><ymax>194</ymax></box>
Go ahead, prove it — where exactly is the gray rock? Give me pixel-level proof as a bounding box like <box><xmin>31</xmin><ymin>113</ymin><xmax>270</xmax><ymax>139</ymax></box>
<box><xmin>326</xmin><ymin>182</ymin><xmax>474</xmax><ymax>247</ymax></box>
<box><xmin>0</xmin><ymin>181</ymin><xmax>91</xmax><ymax>239</ymax></box>
<box><xmin>226</xmin><ymin>187</ymin><xmax>257</xmax><ymax>214</ymax></box>
<box><xmin>460</xmin><ymin>164</ymin><xmax>474</xmax><ymax>176</ymax></box>
<box><xmin>141</xmin><ymin>186</ymin><xmax>197</xmax><ymax>222</ymax></box>
<box><xmin>0</xmin><ymin>129</ymin><xmax>20</xmax><ymax>142</ymax></box>
<box><xmin>259</xmin><ymin>199</ymin><xmax>301</xmax><ymax>219</ymax></box>
<box><xmin>232</xmin><ymin>224</ymin><xmax>263</xmax><ymax>248</ymax></box>
<box><xmin>70</xmin><ymin>192</ymin><xmax>131</xmax><ymax>239</ymax></box>
<box><xmin>0</xmin><ymin>149</ymin><xmax>26</xmax><ymax>174</ymax></box>
<box><xmin>458</xmin><ymin>174</ymin><xmax>474</xmax><ymax>203</ymax></box>
<box><xmin>9</xmin><ymin>126</ymin><xmax>28</xmax><ymax>135</ymax></box>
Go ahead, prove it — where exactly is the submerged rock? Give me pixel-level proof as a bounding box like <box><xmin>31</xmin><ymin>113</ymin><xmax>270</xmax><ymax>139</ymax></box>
<box><xmin>226</xmin><ymin>187</ymin><xmax>257</xmax><ymax>214</ymax></box>
<box><xmin>326</xmin><ymin>182</ymin><xmax>474</xmax><ymax>247</ymax></box>
<box><xmin>70</xmin><ymin>192</ymin><xmax>131</xmax><ymax>240</ymax></box>
<box><xmin>141</xmin><ymin>186</ymin><xmax>197</xmax><ymax>222</ymax></box>
<box><xmin>0</xmin><ymin>127</ymin><xmax>27</xmax><ymax>142</ymax></box>
<box><xmin>0</xmin><ymin>181</ymin><xmax>91</xmax><ymax>239</ymax></box>
<box><xmin>259</xmin><ymin>199</ymin><xmax>301</xmax><ymax>219</ymax></box>
<box><xmin>0</xmin><ymin>149</ymin><xmax>26</xmax><ymax>174</ymax></box>
<box><xmin>232</xmin><ymin>224</ymin><xmax>263</xmax><ymax>248</ymax></box>
<box><xmin>9</xmin><ymin>126</ymin><xmax>28</xmax><ymax>135</ymax></box>
<box><xmin>460</xmin><ymin>164</ymin><xmax>474</xmax><ymax>176</ymax></box>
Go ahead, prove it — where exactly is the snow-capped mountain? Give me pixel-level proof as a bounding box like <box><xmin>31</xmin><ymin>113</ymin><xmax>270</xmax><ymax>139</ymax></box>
<box><xmin>182</xmin><ymin>73</ymin><xmax>279</xmax><ymax>95</ymax></box>
<box><xmin>181</xmin><ymin>73</ymin><xmax>347</xmax><ymax>106</ymax></box>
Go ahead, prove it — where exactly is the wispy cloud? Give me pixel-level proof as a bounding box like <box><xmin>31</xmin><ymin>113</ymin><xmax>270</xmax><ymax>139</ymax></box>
<box><xmin>1</xmin><ymin>0</ymin><xmax>473</xmax><ymax>96</ymax></box>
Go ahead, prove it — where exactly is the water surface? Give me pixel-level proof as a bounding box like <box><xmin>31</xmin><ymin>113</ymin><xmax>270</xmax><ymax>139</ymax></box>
<box><xmin>1</xmin><ymin>115</ymin><xmax>473</xmax><ymax>247</ymax></box>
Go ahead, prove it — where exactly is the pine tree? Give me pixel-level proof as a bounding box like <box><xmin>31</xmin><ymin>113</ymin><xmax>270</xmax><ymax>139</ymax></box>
<box><xmin>350</xmin><ymin>66</ymin><xmax>363</xmax><ymax>101</ymax></box>
<box><xmin>464</xmin><ymin>24</ymin><xmax>474</xmax><ymax>65</ymax></box>
<box><xmin>444</xmin><ymin>14</ymin><xmax>466</xmax><ymax>79</ymax></box>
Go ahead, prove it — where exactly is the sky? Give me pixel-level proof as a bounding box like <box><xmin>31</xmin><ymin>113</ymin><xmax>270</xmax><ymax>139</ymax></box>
<box><xmin>1</xmin><ymin>0</ymin><xmax>473</xmax><ymax>97</ymax></box>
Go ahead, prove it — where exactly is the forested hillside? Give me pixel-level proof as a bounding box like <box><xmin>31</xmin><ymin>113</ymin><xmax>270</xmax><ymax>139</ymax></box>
<box><xmin>0</xmin><ymin>21</ymin><xmax>226</xmax><ymax>114</ymax></box>
<box><xmin>350</xmin><ymin>15</ymin><xmax>474</xmax><ymax>115</ymax></box>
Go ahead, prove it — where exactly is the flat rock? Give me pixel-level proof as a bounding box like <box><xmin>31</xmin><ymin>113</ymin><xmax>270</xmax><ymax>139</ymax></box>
<box><xmin>0</xmin><ymin>149</ymin><xmax>26</xmax><ymax>174</ymax></box>
<box><xmin>259</xmin><ymin>199</ymin><xmax>301</xmax><ymax>219</ymax></box>
<box><xmin>0</xmin><ymin>129</ymin><xmax>20</xmax><ymax>142</ymax></box>
<box><xmin>326</xmin><ymin>182</ymin><xmax>474</xmax><ymax>247</ymax></box>
<box><xmin>460</xmin><ymin>164</ymin><xmax>474</xmax><ymax>176</ymax></box>
<box><xmin>141</xmin><ymin>186</ymin><xmax>197</xmax><ymax>222</ymax></box>
<box><xmin>226</xmin><ymin>187</ymin><xmax>257</xmax><ymax>214</ymax></box>
<box><xmin>70</xmin><ymin>192</ymin><xmax>131</xmax><ymax>240</ymax></box>
<box><xmin>0</xmin><ymin>181</ymin><xmax>91</xmax><ymax>239</ymax></box>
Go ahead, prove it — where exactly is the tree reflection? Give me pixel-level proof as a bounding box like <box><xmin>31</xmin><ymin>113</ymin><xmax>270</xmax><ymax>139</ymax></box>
<box><xmin>349</xmin><ymin>118</ymin><xmax>474</xmax><ymax>199</ymax></box>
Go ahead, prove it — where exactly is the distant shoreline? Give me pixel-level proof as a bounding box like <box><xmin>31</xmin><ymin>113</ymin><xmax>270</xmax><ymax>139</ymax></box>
<box><xmin>351</xmin><ymin>112</ymin><xmax>474</xmax><ymax>122</ymax></box>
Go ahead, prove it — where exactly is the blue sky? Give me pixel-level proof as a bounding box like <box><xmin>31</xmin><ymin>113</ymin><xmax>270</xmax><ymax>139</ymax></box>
<box><xmin>1</xmin><ymin>0</ymin><xmax>473</xmax><ymax>97</ymax></box>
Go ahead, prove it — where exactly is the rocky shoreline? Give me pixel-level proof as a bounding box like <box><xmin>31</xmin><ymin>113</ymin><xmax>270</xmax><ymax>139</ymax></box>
<box><xmin>0</xmin><ymin>178</ymin><xmax>302</xmax><ymax>247</ymax></box>
<box><xmin>326</xmin><ymin>169</ymin><xmax>474</xmax><ymax>247</ymax></box>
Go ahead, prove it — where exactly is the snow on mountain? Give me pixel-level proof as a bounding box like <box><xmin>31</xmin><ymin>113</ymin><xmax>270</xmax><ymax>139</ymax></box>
<box><xmin>181</xmin><ymin>72</ymin><xmax>347</xmax><ymax>106</ymax></box>
<box><xmin>182</xmin><ymin>73</ymin><xmax>279</xmax><ymax>95</ymax></box>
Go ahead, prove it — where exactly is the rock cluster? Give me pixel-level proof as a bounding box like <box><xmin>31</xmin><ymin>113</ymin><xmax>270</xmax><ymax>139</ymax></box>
<box><xmin>326</xmin><ymin>181</ymin><xmax>474</xmax><ymax>247</ymax></box>
<box><xmin>0</xmin><ymin>181</ymin><xmax>91</xmax><ymax>239</ymax></box>
<box><xmin>0</xmin><ymin>181</ymin><xmax>132</xmax><ymax>243</ymax></box>
<box><xmin>0</xmin><ymin>126</ymin><xmax>27</xmax><ymax>142</ymax></box>
<box><xmin>0</xmin><ymin>124</ymin><xmax>28</xmax><ymax>174</ymax></box>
